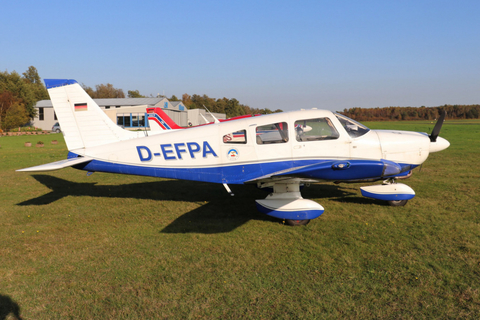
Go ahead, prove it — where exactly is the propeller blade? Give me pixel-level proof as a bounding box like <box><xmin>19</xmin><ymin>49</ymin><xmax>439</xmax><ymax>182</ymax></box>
<box><xmin>429</xmin><ymin>110</ymin><xmax>447</xmax><ymax>142</ymax></box>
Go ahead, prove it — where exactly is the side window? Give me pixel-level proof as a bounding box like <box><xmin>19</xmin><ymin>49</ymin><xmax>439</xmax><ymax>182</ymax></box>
<box><xmin>223</xmin><ymin>130</ymin><xmax>247</xmax><ymax>144</ymax></box>
<box><xmin>294</xmin><ymin>118</ymin><xmax>339</xmax><ymax>142</ymax></box>
<box><xmin>256</xmin><ymin>122</ymin><xmax>288</xmax><ymax>144</ymax></box>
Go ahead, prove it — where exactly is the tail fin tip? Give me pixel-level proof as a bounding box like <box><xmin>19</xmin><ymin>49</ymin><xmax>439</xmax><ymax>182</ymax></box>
<box><xmin>44</xmin><ymin>79</ymin><xmax>78</xmax><ymax>89</ymax></box>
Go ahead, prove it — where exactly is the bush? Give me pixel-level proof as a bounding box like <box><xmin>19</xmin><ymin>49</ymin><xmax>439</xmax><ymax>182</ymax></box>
<box><xmin>9</xmin><ymin>126</ymin><xmax>42</xmax><ymax>133</ymax></box>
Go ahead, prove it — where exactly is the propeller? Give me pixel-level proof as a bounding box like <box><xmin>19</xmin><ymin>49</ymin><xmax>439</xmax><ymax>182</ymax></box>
<box><xmin>429</xmin><ymin>110</ymin><xmax>447</xmax><ymax>142</ymax></box>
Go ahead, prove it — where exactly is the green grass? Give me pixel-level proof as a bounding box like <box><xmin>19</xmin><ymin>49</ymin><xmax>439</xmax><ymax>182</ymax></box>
<box><xmin>1</xmin><ymin>121</ymin><xmax>480</xmax><ymax>319</ymax></box>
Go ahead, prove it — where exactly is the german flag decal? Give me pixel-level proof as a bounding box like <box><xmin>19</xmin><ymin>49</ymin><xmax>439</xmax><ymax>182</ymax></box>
<box><xmin>74</xmin><ymin>103</ymin><xmax>88</xmax><ymax>112</ymax></box>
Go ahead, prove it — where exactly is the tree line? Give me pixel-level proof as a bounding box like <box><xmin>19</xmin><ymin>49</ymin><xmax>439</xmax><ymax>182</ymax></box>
<box><xmin>0</xmin><ymin>66</ymin><xmax>280</xmax><ymax>131</ymax></box>
<box><xmin>180</xmin><ymin>94</ymin><xmax>282</xmax><ymax>118</ymax></box>
<box><xmin>340</xmin><ymin>105</ymin><xmax>480</xmax><ymax>121</ymax></box>
<box><xmin>2</xmin><ymin>66</ymin><xmax>479</xmax><ymax>131</ymax></box>
<box><xmin>126</xmin><ymin>88</ymin><xmax>282</xmax><ymax>118</ymax></box>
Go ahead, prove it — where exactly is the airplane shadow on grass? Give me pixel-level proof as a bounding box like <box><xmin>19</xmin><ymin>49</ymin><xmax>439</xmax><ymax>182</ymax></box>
<box><xmin>17</xmin><ymin>175</ymin><xmax>361</xmax><ymax>233</ymax></box>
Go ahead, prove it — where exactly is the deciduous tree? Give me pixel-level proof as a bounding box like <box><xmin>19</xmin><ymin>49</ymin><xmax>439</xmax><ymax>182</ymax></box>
<box><xmin>0</xmin><ymin>66</ymin><xmax>48</xmax><ymax>121</ymax></box>
<box><xmin>128</xmin><ymin>90</ymin><xmax>145</xmax><ymax>98</ymax></box>
<box><xmin>82</xmin><ymin>83</ymin><xmax>125</xmax><ymax>98</ymax></box>
<box><xmin>0</xmin><ymin>91</ymin><xmax>28</xmax><ymax>131</ymax></box>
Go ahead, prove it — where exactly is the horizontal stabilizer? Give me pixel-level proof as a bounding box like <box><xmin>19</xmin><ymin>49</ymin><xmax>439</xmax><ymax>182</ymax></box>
<box><xmin>16</xmin><ymin>156</ymin><xmax>93</xmax><ymax>172</ymax></box>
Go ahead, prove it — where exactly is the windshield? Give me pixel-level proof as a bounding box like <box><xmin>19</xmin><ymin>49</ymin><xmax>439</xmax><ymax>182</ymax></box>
<box><xmin>334</xmin><ymin>113</ymin><xmax>370</xmax><ymax>138</ymax></box>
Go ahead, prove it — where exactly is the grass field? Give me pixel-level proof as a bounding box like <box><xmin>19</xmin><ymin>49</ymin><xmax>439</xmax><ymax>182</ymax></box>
<box><xmin>1</xmin><ymin>120</ymin><xmax>479</xmax><ymax>319</ymax></box>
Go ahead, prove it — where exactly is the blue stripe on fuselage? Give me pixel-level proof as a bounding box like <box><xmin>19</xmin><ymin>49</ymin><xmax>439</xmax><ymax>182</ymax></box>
<box><xmin>71</xmin><ymin>155</ymin><xmax>417</xmax><ymax>184</ymax></box>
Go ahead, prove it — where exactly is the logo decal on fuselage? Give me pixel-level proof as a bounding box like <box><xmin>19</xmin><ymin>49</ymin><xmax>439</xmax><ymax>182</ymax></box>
<box><xmin>227</xmin><ymin>148</ymin><xmax>239</xmax><ymax>161</ymax></box>
<box><xmin>136</xmin><ymin>141</ymin><xmax>218</xmax><ymax>162</ymax></box>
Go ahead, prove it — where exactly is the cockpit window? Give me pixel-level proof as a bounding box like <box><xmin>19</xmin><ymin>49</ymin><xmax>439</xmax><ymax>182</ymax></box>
<box><xmin>334</xmin><ymin>113</ymin><xmax>370</xmax><ymax>138</ymax></box>
<box><xmin>294</xmin><ymin>118</ymin><xmax>339</xmax><ymax>141</ymax></box>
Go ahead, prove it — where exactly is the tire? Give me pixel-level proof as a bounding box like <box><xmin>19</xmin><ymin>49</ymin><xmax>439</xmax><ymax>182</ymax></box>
<box><xmin>55</xmin><ymin>129</ymin><xmax>61</xmax><ymax>133</ymax></box>
<box><xmin>387</xmin><ymin>200</ymin><xmax>408</xmax><ymax>207</ymax></box>
<box><xmin>285</xmin><ymin>219</ymin><xmax>311</xmax><ymax>226</ymax></box>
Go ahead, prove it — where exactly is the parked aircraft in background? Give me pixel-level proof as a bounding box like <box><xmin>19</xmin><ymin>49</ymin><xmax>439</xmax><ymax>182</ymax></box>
<box><xmin>17</xmin><ymin>79</ymin><xmax>450</xmax><ymax>226</ymax></box>
<box><xmin>146</xmin><ymin>107</ymin><xmax>260</xmax><ymax>131</ymax></box>
<box><xmin>147</xmin><ymin>108</ymin><xmax>312</xmax><ymax>144</ymax></box>
<box><xmin>146</xmin><ymin>107</ymin><xmax>186</xmax><ymax>131</ymax></box>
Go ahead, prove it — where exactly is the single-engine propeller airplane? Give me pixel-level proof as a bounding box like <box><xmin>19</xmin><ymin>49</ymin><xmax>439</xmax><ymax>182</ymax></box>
<box><xmin>17</xmin><ymin>79</ymin><xmax>450</xmax><ymax>226</ymax></box>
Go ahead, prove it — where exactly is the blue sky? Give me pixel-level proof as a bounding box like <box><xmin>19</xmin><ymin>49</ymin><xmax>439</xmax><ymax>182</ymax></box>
<box><xmin>2</xmin><ymin>0</ymin><xmax>480</xmax><ymax>112</ymax></box>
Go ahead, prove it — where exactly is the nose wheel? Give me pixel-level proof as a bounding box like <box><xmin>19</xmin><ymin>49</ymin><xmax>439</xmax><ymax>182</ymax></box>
<box><xmin>285</xmin><ymin>219</ymin><xmax>311</xmax><ymax>226</ymax></box>
<box><xmin>361</xmin><ymin>177</ymin><xmax>415</xmax><ymax>206</ymax></box>
<box><xmin>387</xmin><ymin>199</ymin><xmax>408</xmax><ymax>207</ymax></box>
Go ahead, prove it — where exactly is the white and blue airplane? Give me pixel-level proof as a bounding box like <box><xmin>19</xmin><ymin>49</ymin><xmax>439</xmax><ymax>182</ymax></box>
<box><xmin>17</xmin><ymin>79</ymin><xmax>450</xmax><ymax>226</ymax></box>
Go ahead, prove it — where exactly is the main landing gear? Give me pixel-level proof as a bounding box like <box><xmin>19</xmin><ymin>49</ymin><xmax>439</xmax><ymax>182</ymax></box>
<box><xmin>255</xmin><ymin>179</ymin><xmax>324</xmax><ymax>226</ymax></box>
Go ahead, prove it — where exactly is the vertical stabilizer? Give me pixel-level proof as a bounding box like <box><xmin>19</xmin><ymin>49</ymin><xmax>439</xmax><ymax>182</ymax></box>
<box><xmin>45</xmin><ymin>79</ymin><xmax>143</xmax><ymax>151</ymax></box>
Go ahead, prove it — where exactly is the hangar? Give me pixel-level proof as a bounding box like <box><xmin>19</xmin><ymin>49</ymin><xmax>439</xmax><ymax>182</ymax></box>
<box><xmin>32</xmin><ymin>97</ymin><xmax>226</xmax><ymax>131</ymax></box>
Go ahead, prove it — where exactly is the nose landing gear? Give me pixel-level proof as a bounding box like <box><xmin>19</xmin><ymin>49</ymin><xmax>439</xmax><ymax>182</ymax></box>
<box><xmin>387</xmin><ymin>199</ymin><xmax>409</xmax><ymax>207</ymax></box>
<box><xmin>360</xmin><ymin>177</ymin><xmax>415</xmax><ymax>205</ymax></box>
<box><xmin>285</xmin><ymin>218</ymin><xmax>311</xmax><ymax>226</ymax></box>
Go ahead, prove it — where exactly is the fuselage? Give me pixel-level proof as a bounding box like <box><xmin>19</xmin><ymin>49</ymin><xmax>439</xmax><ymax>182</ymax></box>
<box><xmin>72</xmin><ymin>109</ymin><xmax>449</xmax><ymax>184</ymax></box>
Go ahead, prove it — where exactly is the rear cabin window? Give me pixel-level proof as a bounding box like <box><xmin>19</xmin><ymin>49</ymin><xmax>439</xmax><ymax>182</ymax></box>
<box><xmin>294</xmin><ymin>118</ymin><xmax>339</xmax><ymax>142</ymax></box>
<box><xmin>223</xmin><ymin>130</ymin><xmax>247</xmax><ymax>144</ymax></box>
<box><xmin>256</xmin><ymin>122</ymin><xmax>289</xmax><ymax>144</ymax></box>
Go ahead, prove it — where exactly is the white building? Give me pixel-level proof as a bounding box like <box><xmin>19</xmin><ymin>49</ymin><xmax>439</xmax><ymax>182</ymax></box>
<box><xmin>32</xmin><ymin>98</ymin><xmax>226</xmax><ymax>130</ymax></box>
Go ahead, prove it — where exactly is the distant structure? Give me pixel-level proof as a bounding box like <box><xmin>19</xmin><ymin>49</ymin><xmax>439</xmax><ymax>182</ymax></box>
<box><xmin>32</xmin><ymin>98</ymin><xmax>226</xmax><ymax>130</ymax></box>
